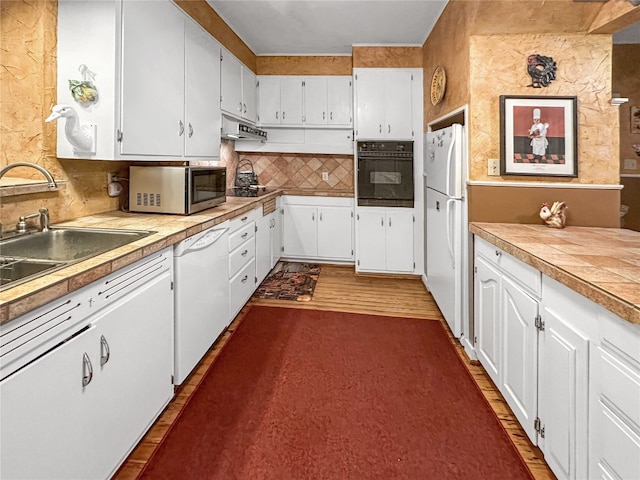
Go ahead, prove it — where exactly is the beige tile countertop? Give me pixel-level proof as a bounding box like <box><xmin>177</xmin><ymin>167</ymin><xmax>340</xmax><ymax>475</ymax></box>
<box><xmin>0</xmin><ymin>191</ymin><xmax>287</xmax><ymax>325</ymax></box>
<box><xmin>470</xmin><ymin>223</ymin><xmax>640</xmax><ymax>327</ymax></box>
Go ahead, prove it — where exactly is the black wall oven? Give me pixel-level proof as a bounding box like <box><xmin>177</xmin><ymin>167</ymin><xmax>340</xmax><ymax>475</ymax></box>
<box><xmin>356</xmin><ymin>140</ymin><xmax>414</xmax><ymax>207</ymax></box>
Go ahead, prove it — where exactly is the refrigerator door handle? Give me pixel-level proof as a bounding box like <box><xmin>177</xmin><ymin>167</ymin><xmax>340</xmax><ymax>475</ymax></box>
<box><xmin>445</xmin><ymin>131</ymin><xmax>457</xmax><ymax>198</ymax></box>
<box><xmin>445</xmin><ymin>198</ymin><xmax>456</xmax><ymax>268</ymax></box>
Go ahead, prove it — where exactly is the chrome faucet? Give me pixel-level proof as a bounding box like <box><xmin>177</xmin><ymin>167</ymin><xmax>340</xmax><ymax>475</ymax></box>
<box><xmin>0</xmin><ymin>162</ymin><xmax>57</xmax><ymax>189</ymax></box>
<box><xmin>15</xmin><ymin>208</ymin><xmax>50</xmax><ymax>233</ymax></box>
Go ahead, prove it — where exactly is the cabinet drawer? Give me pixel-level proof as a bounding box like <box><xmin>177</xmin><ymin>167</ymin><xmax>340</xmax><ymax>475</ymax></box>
<box><xmin>229</xmin><ymin>222</ymin><xmax>255</xmax><ymax>252</ymax></box>
<box><xmin>229</xmin><ymin>237</ymin><xmax>256</xmax><ymax>278</ymax></box>
<box><xmin>475</xmin><ymin>237</ymin><xmax>541</xmax><ymax>297</ymax></box>
<box><xmin>229</xmin><ymin>208</ymin><xmax>258</xmax><ymax>233</ymax></box>
<box><xmin>230</xmin><ymin>258</ymin><xmax>255</xmax><ymax>318</ymax></box>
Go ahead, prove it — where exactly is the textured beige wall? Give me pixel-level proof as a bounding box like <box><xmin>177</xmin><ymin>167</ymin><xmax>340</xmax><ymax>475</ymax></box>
<box><xmin>0</xmin><ymin>0</ymin><xmax>128</xmax><ymax>229</ymax></box>
<box><xmin>256</xmin><ymin>56</ymin><xmax>352</xmax><ymax>76</ymax></box>
<box><xmin>469</xmin><ymin>34</ymin><xmax>618</xmax><ymax>184</ymax></box>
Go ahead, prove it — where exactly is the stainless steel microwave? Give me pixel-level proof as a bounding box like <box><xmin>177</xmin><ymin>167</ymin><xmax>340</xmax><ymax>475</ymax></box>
<box><xmin>129</xmin><ymin>166</ymin><xmax>226</xmax><ymax>215</ymax></box>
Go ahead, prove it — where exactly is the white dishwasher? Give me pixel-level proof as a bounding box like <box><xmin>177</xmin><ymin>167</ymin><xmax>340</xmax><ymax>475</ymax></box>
<box><xmin>173</xmin><ymin>221</ymin><xmax>230</xmax><ymax>385</ymax></box>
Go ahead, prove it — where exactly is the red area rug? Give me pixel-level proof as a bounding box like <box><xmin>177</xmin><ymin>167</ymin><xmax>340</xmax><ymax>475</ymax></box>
<box><xmin>253</xmin><ymin>262</ymin><xmax>320</xmax><ymax>302</ymax></box>
<box><xmin>139</xmin><ymin>306</ymin><xmax>533</xmax><ymax>480</ymax></box>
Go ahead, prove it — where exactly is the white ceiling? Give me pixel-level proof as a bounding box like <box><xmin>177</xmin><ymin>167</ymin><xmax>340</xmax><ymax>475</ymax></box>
<box><xmin>205</xmin><ymin>0</ymin><xmax>448</xmax><ymax>55</ymax></box>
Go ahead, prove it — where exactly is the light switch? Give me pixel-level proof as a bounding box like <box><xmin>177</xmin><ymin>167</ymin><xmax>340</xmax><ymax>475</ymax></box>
<box><xmin>322</xmin><ymin>172</ymin><xmax>329</xmax><ymax>181</ymax></box>
<box><xmin>488</xmin><ymin>159</ymin><xmax>500</xmax><ymax>176</ymax></box>
<box><xmin>624</xmin><ymin>159</ymin><xmax>637</xmax><ymax>170</ymax></box>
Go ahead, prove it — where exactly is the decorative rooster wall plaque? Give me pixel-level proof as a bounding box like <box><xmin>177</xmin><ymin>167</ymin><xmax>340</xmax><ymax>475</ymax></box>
<box><xmin>540</xmin><ymin>201</ymin><xmax>567</xmax><ymax>229</ymax></box>
<box><xmin>45</xmin><ymin>104</ymin><xmax>95</xmax><ymax>154</ymax></box>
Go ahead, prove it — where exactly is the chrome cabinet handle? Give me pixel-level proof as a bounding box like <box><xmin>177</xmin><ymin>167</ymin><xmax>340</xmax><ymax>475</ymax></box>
<box><xmin>388</xmin><ymin>125</ymin><xmax>391</xmax><ymax>134</ymax></box>
<box><xmin>282</xmin><ymin>111</ymin><xmax>286</xmax><ymax>120</ymax></box>
<box><xmin>243</xmin><ymin>103</ymin><xmax>247</xmax><ymax>114</ymax></box>
<box><xmin>178</xmin><ymin>120</ymin><xmax>184</xmax><ymax>136</ymax></box>
<box><xmin>379</xmin><ymin>124</ymin><xmax>382</xmax><ymax>133</ymax></box>
<box><xmin>82</xmin><ymin>353</ymin><xmax>93</xmax><ymax>387</ymax></box>
<box><xmin>323</xmin><ymin>112</ymin><xmax>325</xmax><ymax>120</ymax></box>
<box><xmin>241</xmin><ymin>249</ymin><xmax>248</xmax><ymax>256</ymax></box>
<box><xmin>330</xmin><ymin>112</ymin><xmax>333</xmax><ymax>121</ymax></box>
<box><xmin>276</xmin><ymin>111</ymin><xmax>279</xmax><ymax>120</ymax></box>
<box><xmin>381</xmin><ymin>217</ymin><xmax>384</xmax><ymax>227</ymax></box>
<box><xmin>100</xmin><ymin>335</ymin><xmax>110</xmax><ymax>366</ymax></box>
<box><xmin>312</xmin><ymin>212</ymin><xmax>315</xmax><ymax>221</ymax></box>
<box><xmin>238</xmin><ymin>102</ymin><xmax>243</xmax><ymax>112</ymax></box>
<box><xmin>495</xmin><ymin>250</ymin><xmax>502</xmax><ymax>258</ymax></box>
<box><xmin>241</xmin><ymin>216</ymin><xmax>248</xmax><ymax>221</ymax></box>
<box><xmin>241</xmin><ymin>232</ymin><xmax>248</xmax><ymax>238</ymax></box>
<box><xmin>389</xmin><ymin>217</ymin><xmax>392</xmax><ymax>227</ymax></box>
<box><xmin>241</xmin><ymin>275</ymin><xmax>248</xmax><ymax>283</ymax></box>
<box><xmin>188</xmin><ymin>123</ymin><xmax>193</xmax><ymax>138</ymax></box>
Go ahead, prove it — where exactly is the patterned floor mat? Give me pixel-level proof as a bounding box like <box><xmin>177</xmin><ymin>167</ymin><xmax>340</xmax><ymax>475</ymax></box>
<box><xmin>253</xmin><ymin>262</ymin><xmax>321</xmax><ymax>302</ymax></box>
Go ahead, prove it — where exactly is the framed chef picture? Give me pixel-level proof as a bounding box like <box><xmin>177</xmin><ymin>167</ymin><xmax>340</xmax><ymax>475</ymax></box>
<box><xmin>500</xmin><ymin>95</ymin><xmax>578</xmax><ymax>177</ymax></box>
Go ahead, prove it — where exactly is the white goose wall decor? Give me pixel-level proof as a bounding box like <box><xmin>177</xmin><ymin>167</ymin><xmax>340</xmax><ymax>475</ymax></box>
<box><xmin>45</xmin><ymin>104</ymin><xmax>96</xmax><ymax>153</ymax></box>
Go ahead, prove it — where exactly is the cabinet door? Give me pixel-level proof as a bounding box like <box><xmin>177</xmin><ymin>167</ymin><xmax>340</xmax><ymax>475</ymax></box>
<box><xmin>384</xmin><ymin>70</ymin><xmax>413</xmax><ymax>139</ymax></box>
<box><xmin>304</xmin><ymin>77</ymin><xmax>328</xmax><ymax>125</ymax></box>
<box><xmin>318</xmin><ymin>206</ymin><xmax>353</xmax><ymax>260</ymax></box>
<box><xmin>242</xmin><ymin>67</ymin><xmax>257</xmax><ymax>123</ymax></box>
<box><xmin>184</xmin><ymin>20</ymin><xmax>221</xmax><ymax>158</ymax></box>
<box><xmin>327</xmin><ymin>76</ymin><xmax>352</xmax><ymax>125</ymax></box>
<box><xmin>258</xmin><ymin>76</ymin><xmax>281</xmax><ymax>125</ymax></box>
<box><xmin>256</xmin><ymin>213</ymin><xmax>272</xmax><ymax>284</ymax></box>
<box><xmin>356</xmin><ymin>209</ymin><xmax>386</xmax><ymax>271</ymax></box>
<box><xmin>221</xmin><ymin>50</ymin><xmax>243</xmax><ymax>117</ymax></box>
<box><xmin>385</xmin><ymin>210</ymin><xmax>414</xmax><ymax>272</ymax></box>
<box><xmin>120</xmin><ymin>0</ymin><xmax>184</xmax><ymax>156</ymax></box>
<box><xmin>474</xmin><ymin>255</ymin><xmax>501</xmax><ymax>387</ymax></box>
<box><xmin>539</xmin><ymin>305</ymin><xmax>590</xmax><ymax>480</ymax></box>
<box><xmin>283</xmin><ymin>205</ymin><xmax>317</xmax><ymax>257</ymax></box>
<box><xmin>271</xmin><ymin>209</ymin><xmax>283</xmax><ymax>268</ymax></box>
<box><xmin>90</xmin><ymin>270</ymin><xmax>174</xmax><ymax>478</ymax></box>
<box><xmin>0</xmin><ymin>327</ymin><xmax>101</xmax><ymax>480</ymax></box>
<box><xmin>501</xmin><ymin>275</ymin><xmax>539</xmax><ymax>443</ymax></box>
<box><xmin>280</xmin><ymin>77</ymin><xmax>304</xmax><ymax>125</ymax></box>
<box><xmin>355</xmin><ymin>71</ymin><xmax>385</xmax><ymax>138</ymax></box>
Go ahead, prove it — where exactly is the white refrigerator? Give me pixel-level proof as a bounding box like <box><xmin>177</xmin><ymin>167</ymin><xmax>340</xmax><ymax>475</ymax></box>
<box><xmin>424</xmin><ymin>123</ymin><xmax>468</xmax><ymax>341</ymax></box>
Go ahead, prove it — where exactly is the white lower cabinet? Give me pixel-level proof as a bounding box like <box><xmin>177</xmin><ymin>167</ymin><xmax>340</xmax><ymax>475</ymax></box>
<box><xmin>356</xmin><ymin>207</ymin><xmax>414</xmax><ymax>273</ymax></box>
<box><xmin>256</xmin><ymin>199</ymin><xmax>283</xmax><ymax>284</ymax></box>
<box><xmin>474</xmin><ymin>235</ymin><xmax>640</xmax><ymax>480</ymax></box>
<box><xmin>0</xmin><ymin>248</ymin><xmax>174</xmax><ymax>480</ymax></box>
<box><xmin>282</xmin><ymin>196</ymin><xmax>354</xmax><ymax>262</ymax></box>
<box><xmin>228</xmin><ymin>208</ymin><xmax>259</xmax><ymax>320</ymax></box>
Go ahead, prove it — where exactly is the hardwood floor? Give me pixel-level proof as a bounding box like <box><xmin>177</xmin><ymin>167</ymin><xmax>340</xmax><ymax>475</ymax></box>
<box><xmin>114</xmin><ymin>264</ymin><xmax>556</xmax><ymax>480</ymax></box>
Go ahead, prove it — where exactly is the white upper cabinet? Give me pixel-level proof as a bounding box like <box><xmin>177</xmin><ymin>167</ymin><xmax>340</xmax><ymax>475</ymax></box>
<box><xmin>304</xmin><ymin>76</ymin><xmax>352</xmax><ymax>126</ymax></box>
<box><xmin>184</xmin><ymin>19</ymin><xmax>221</xmax><ymax>158</ymax></box>
<box><xmin>56</xmin><ymin>0</ymin><xmax>222</xmax><ymax>160</ymax></box>
<box><xmin>258</xmin><ymin>76</ymin><xmax>304</xmax><ymax>126</ymax></box>
<box><xmin>354</xmin><ymin>69</ymin><xmax>414</xmax><ymax>140</ymax></box>
<box><xmin>221</xmin><ymin>49</ymin><xmax>257</xmax><ymax>123</ymax></box>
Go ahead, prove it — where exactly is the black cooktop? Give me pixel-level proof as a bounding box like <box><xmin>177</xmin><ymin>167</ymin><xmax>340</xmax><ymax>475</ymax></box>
<box><xmin>228</xmin><ymin>186</ymin><xmax>270</xmax><ymax>198</ymax></box>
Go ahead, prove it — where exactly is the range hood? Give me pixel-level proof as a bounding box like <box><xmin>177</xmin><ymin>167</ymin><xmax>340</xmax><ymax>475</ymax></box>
<box><xmin>221</xmin><ymin>116</ymin><xmax>267</xmax><ymax>142</ymax></box>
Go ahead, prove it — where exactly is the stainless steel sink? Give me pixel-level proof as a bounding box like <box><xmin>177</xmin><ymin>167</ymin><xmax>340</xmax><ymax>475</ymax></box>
<box><xmin>0</xmin><ymin>257</ymin><xmax>65</xmax><ymax>287</ymax></box>
<box><xmin>0</xmin><ymin>226</ymin><xmax>155</xmax><ymax>289</ymax></box>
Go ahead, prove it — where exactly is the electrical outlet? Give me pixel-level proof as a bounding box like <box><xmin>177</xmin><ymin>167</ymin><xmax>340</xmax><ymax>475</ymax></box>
<box><xmin>322</xmin><ymin>171</ymin><xmax>329</xmax><ymax>181</ymax></box>
<box><xmin>488</xmin><ymin>159</ymin><xmax>500</xmax><ymax>176</ymax></box>
<box><xmin>624</xmin><ymin>158</ymin><xmax>637</xmax><ymax>170</ymax></box>
<box><xmin>107</xmin><ymin>172</ymin><xmax>118</xmax><ymax>184</ymax></box>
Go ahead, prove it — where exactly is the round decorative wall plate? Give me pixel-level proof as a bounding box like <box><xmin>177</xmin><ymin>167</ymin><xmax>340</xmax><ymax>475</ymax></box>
<box><xmin>430</xmin><ymin>66</ymin><xmax>446</xmax><ymax>106</ymax></box>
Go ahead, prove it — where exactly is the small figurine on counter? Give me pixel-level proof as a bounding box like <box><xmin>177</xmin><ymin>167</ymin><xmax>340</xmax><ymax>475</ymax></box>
<box><xmin>540</xmin><ymin>201</ymin><xmax>568</xmax><ymax>229</ymax></box>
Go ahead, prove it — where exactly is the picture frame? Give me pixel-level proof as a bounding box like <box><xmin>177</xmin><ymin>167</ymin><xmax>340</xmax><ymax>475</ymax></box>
<box><xmin>631</xmin><ymin>106</ymin><xmax>640</xmax><ymax>134</ymax></box>
<box><xmin>500</xmin><ymin>95</ymin><xmax>578</xmax><ymax>177</ymax></box>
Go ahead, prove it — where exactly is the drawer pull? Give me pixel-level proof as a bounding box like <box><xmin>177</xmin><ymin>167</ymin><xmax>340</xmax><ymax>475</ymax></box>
<box><xmin>100</xmin><ymin>335</ymin><xmax>110</xmax><ymax>366</ymax></box>
<box><xmin>241</xmin><ymin>275</ymin><xmax>248</xmax><ymax>283</ymax></box>
<box><xmin>241</xmin><ymin>249</ymin><xmax>248</xmax><ymax>256</ymax></box>
<box><xmin>241</xmin><ymin>232</ymin><xmax>248</xmax><ymax>239</ymax></box>
<box><xmin>495</xmin><ymin>250</ymin><xmax>502</xmax><ymax>258</ymax></box>
<box><xmin>241</xmin><ymin>216</ymin><xmax>248</xmax><ymax>222</ymax></box>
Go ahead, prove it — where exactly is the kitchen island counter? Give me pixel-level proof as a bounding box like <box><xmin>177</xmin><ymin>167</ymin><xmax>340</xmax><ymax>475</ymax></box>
<box><xmin>470</xmin><ymin>222</ymin><xmax>640</xmax><ymax>326</ymax></box>
<box><xmin>0</xmin><ymin>192</ymin><xmax>286</xmax><ymax>325</ymax></box>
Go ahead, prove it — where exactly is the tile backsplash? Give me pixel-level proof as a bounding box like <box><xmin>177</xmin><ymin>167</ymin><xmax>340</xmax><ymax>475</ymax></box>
<box><xmin>219</xmin><ymin>140</ymin><xmax>354</xmax><ymax>192</ymax></box>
